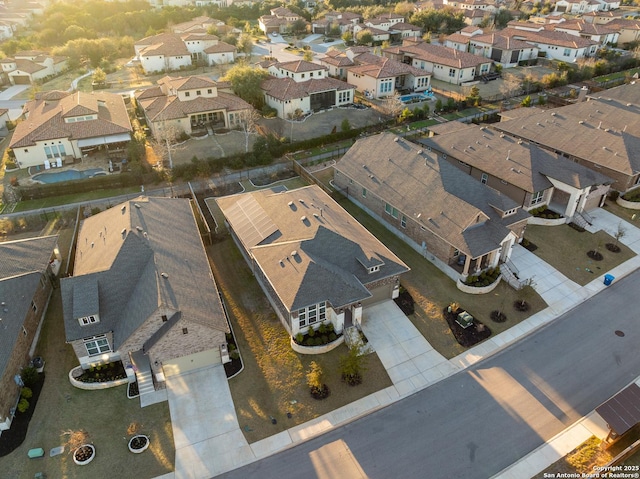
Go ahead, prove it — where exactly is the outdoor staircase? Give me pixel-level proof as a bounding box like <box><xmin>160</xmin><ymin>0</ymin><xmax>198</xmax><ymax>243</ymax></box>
<box><xmin>344</xmin><ymin>326</ymin><xmax>374</xmax><ymax>355</ymax></box>
<box><xmin>500</xmin><ymin>263</ymin><xmax>524</xmax><ymax>291</ymax></box>
<box><xmin>571</xmin><ymin>213</ymin><xmax>590</xmax><ymax>230</ymax></box>
<box><xmin>135</xmin><ymin>369</ymin><xmax>156</xmax><ymax>396</ymax></box>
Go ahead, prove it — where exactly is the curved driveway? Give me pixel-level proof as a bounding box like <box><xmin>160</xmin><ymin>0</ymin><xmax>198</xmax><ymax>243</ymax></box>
<box><xmin>219</xmin><ymin>270</ymin><xmax>640</xmax><ymax>479</ymax></box>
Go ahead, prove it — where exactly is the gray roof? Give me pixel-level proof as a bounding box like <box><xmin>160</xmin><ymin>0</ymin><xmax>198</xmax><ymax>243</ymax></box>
<box><xmin>421</xmin><ymin>124</ymin><xmax>613</xmax><ymax>193</ymax></box>
<box><xmin>335</xmin><ymin>133</ymin><xmax>527</xmax><ymax>258</ymax></box>
<box><xmin>217</xmin><ymin>185</ymin><xmax>409</xmax><ymax>311</ymax></box>
<box><xmin>0</xmin><ymin>235</ymin><xmax>58</xmax><ymax>382</ymax></box>
<box><xmin>61</xmin><ymin>196</ymin><xmax>228</xmax><ymax>350</ymax></box>
<box><xmin>495</xmin><ymin>89</ymin><xmax>640</xmax><ymax>176</ymax></box>
<box><xmin>587</xmin><ymin>82</ymin><xmax>640</xmax><ymax>106</ymax></box>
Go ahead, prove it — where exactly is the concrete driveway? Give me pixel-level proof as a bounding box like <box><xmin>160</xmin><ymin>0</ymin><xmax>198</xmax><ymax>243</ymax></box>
<box><xmin>166</xmin><ymin>365</ymin><xmax>252</xmax><ymax>479</ymax></box>
<box><xmin>0</xmin><ymin>85</ymin><xmax>28</xmax><ymax>100</ymax></box>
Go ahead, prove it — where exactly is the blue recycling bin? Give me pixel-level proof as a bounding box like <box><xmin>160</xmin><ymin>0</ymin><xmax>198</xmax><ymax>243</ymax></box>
<box><xmin>604</xmin><ymin>274</ymin><xmax>615</xmax><ymax>286</ymax></box>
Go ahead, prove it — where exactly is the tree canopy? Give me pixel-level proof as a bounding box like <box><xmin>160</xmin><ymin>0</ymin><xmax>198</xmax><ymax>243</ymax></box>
<box><xmin>221</xmin><ymin>64</ymin><xmax>269</xmax><ymax>108</ymax></box>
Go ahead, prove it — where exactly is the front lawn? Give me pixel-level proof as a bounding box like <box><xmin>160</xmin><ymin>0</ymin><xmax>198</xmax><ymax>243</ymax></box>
<box><xmin>602</xmin><ymin>198</ymin><xmax>640</xmax><ymax>223</ymax></box>
<box><xmin>207</xmin><ymin>237</ymin><xmax>393</xmax><ymax>444</ymax></box>
<box><xmin>524</xmin><ymin>224</ymin><xmax>635</xmax><ymax>286</ymax></box>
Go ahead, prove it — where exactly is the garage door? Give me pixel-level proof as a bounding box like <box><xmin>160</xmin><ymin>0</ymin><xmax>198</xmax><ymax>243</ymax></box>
<box><xmin>162</xmin><ymin>348</ymin><xmax>221</xmax><ymax>377</ymax></box>
<box><xmin>361</xmin><ymin>283</ymin><xmax>394</xmax><ymax>307</ymax></box>
<box><xmin>12</xmin><ymin>76</ymin><xmax>30</xmax><ymax>85</ymax></box>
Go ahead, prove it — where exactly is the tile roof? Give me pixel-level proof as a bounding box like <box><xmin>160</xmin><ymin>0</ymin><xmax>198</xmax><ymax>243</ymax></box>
<box><xmin>445</xmin><ymin>33</ymin><xmax>472</xmax><ymax>44</ymax></box>
<box><xmin>275</xmin><ymin>60</ymin><xmax>328</xmax><ymax>73</ymax></box>
<box><xmin>61</xmin><ymin>197</ymin><xmax>228</xmax><ymax>349</ymax></box>
<box><xmin>0</xmin><ymin>236</ymin><xmax>58</xmax><ymax>379</ymax></box>
<box><xmin>10</xmin><ymin>91</ymin><xmax>132</xmax><ymax>149</ymax></box>
<box><xmin>138</xmin><ymin>90</ymin><xmax>252</xmax><ymax>122</ymax></box>
<box><xmin>501</xmin><ymin>27</ymin><xmax>598</xmax><ymax>48</ymax></box>
<box><xmin>470</xmin><ymin>33</ymin><xmax>535</xmax><ymax>50</ymax></box>
<box><xmin>422</xmin><ymin>124</ymin><xmax>612</xmax><ymax>192</ymax></box>
<box><xmin>136</xmin><ymin>33</ymin><xmax>191</xmax><ymax>57</ymax></box>
<box><xmin>217</xmin><ymin>185</ymin><xmax>409</xmax><ymax>311</ymax></box>
<box><xmin>335</xmin><ymin>133</ymin><xmax>525</xmax><ymax>258</ymax></box>
<box><xmin>385</xmin><ymin>42</ymin><xmax>490</xmax><ymax>69</ymax></box>
<box><xmin>261</xmin><ymin>76</ymin><xmax>354</xmax><ymax>102</ymax></box>
<box><xmin>348</xmin><ymin>55</ymin><xmax>429</xmax><ymax>79</ymax></box>
<box><xmin>204</xmin><ymin>41</ymin><xmax>236</xmax><ymax>54</ymax></box>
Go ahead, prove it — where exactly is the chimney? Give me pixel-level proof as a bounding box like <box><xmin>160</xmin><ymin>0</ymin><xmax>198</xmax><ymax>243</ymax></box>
<box><xmin>578</xmin><ymin>85</ymin><xmax>588</xmax><ymax>103</ymax></box>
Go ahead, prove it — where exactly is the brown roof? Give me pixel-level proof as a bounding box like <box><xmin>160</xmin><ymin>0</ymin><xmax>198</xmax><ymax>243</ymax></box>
<box><xmin>470</xmin><ymin>33</ymin><xmax>534</xmax><ymax>50</ymax></box>
<box><xmin>136</xmin><ymin>33</ymin><xmax>190</xmax><ymax>57</ymax></box>
<box><xmin>262</xmin><ymin>76</ymin><xmax>354</xmax><ymax>101</ymax></box>
<box><xmin>385</xmin><ymin>42</ymin><xmax>490</xmax><ymax>69</ymax></box>
<box><xmin>204</xmin><ymin>42</ymin><xmax>236</xmax><ymax>54</ymax></box>
<box><xmin>348</xmin><ymin>55</ymin><xmax>429</xmax><ymax>79</ymax></box>
<box><xmin>274</xmin><ymin>60</ymin><xmax>327</xmax><ymax>73</ymax></box>
<box><xmin>11</xmin><ymin>91</ymin><xmax>132</xmax><ymax>149</ymax></box>
<box><xmin>158</xmin><ymin>75</ymin><xmax>217</xmax><ymax>91</ymax></box>
<box><xmin>501</xmin><ymin>27</ymin><xmax>597</xmax><ymax>49</ymax></box>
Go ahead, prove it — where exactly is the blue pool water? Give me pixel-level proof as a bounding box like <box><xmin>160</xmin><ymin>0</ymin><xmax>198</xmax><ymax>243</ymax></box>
<box><xmin>32</xmin><ymin>168</ymin><xmax>107</xmax><ymax>184</ymax></box>
<box><xmin>400</xmin><ymin>92</ymin><xmax>435</xmax><ymax>103</ymax></box>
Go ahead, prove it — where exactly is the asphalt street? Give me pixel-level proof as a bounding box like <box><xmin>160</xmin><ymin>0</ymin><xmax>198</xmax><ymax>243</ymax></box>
<box><xmin>219</xmin><ymin>270</ymin><xmax>640</xmax><ymax>479</ymax></box>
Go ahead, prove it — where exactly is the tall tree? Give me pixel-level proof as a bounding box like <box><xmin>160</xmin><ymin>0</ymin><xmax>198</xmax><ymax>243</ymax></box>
<box><xmin>221</xmin><ymin>64</ymin><xmax>269</xmax><ymax>108</ymax></box>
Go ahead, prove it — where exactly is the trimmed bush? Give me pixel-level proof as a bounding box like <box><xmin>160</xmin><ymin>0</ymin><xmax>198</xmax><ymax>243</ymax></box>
<box><xmin>20</xmin><ymin>387</ymin><xmax>33</xmax><ymax>399</ymax></box>
<box><xmin>17</xmin><ymin>398</ymin><xmax>29</xmax><ymax>413</ymax></box>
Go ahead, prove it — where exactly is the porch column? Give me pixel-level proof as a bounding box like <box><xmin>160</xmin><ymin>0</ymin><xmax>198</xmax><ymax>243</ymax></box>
<box><xmin>565</xmin><ymin>190</ymin><xmax>580</xmax><ymax>217</ymax></box>
<box><xmin>475</xmin><ymin>256</ymin><xmax>482</xmax><ymax>273</ymax></box>
<box><xmin>576</xmin><ymin>190</ymin><xmax>589</xmax><ymax>214</ymax></box>
<box><xmin>489</xmin><ymin>248</ymin><xmax>501</xmax><ymax>268</ymax></box>
<box><xmin>462</xmin><ymin>254</ymin><xmax>472</xmax><ymax>278</ymax></box>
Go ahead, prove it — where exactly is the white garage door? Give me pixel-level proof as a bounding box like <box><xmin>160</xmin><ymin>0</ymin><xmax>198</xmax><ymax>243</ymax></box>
<box><xmin>162</xmin><ymin>348</ymin><xmax>221</xmax><ymax>377</ymax></box>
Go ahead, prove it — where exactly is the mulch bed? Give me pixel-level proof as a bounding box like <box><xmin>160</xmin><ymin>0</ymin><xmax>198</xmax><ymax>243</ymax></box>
<box><xmin>490</xmin><ymin>310</ymin><xmax>508</xmax><ymax>323</ymax></box>
<box><xmin>587</xmin><ymin>250</ymin><xmax>604</xmax><ymax>261</ymax></box>
<box><xmin>310</xmin><ymin>385</ymin><xmax>330</xmax><ymax>400</ymax></box>
<box><xmin>522</xmin><ymin>239</ymin><xmax>538</xmax><ymax>252</ymax></box>
<box><xmin>0</xmin><ymin>373</ymin><xmax>45</xmax><ymax>457</ymax></box>
<box><xmin>568</xmin><ymin>222</ymin><xmax>586</xmax><ymax>233</ymax></box>
<box><xmin>606</xmin><ymin>243</ymin><xmax>621</xmax><ymax>253</ymax></box>
<box><xmin>442</xmin><ymin>308</ymin><xmax>492</xmax><ymax>348</ymax></box>
<box><xmin>224</xmin><ymin>356</ymin><xmax>242</xmax><ymax>378</ymax></box>
<box><xmin>394</xmin><ymin>289</ymin><xmax>415</xmax><ymax>316</ymax></box>
<box><xmin>513</xmin><ymin>300</ymin><xmax>530</xmax><ymax>312</ymax></box>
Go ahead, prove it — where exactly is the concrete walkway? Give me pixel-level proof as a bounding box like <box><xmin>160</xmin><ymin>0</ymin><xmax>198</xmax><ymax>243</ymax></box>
<box><xmin>0</xmin><ymin>85</ymin><xmax>28</xmax><ymax>100</ymax></box>
<box><xmin>157</xmin><ymin>206</ymin><xmax>640</xmax><ymax>479</ymax></box>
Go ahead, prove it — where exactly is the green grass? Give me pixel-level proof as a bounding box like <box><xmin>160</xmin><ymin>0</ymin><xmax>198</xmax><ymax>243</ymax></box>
<box><xmin>595</xmin><ymin>68</ymin><xmax>640</xmax><ymax>83</ymax></box>
<box><xmin>290</xmin><ymin>139</ymin><xmax>353</xmax><ymax>160</ymax></box>
<box><xmin>407</xmin><ymin>119</ymin><xmax>439</xmax><ymax>129</ymax></box>
<box><xmin>602</xmin><ymin>198</ymin><xmax>640</xmax><ymax>224</ymax></box>
<box><xmin>13</xmin><ymin>187</ymin><xmax>141</xmax><ymax>212</ymax></box>
<box><xmin>0</xmin><ymin>237</ymin><xmax>174</xmax><ymax>477</ymax></box>
<box><xmin>207</xmin><ymin>237</ymin><xmax>393</xmax><ymax>443</ymax></box>
<box><xmin>524</xmin><ymin>224</ymin><xmax>636</xmax><ymax>286</ymax></box>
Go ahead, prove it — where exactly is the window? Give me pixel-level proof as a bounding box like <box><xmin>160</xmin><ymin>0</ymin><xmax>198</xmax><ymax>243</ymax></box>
<box><xmin>563</xmin><ymin>48</ymin><xmax>571</xmax><ymax>57</ymax></box>
<box><xmin>161</xmin><ymin>315</ymin><xmax>168</xmax><ymax>322</ymax></box>
<box><xmin>531</xmin><ymin>190</ymin><xmax>544</xmax><ymax>205</ymax></box>
<box><xmin>44</xmin><ymin>144</ymin><xmax>66</xmax><ymax>159</ymax></box>
<box><xmin>84</xmin><ymin>336</ymin><xmax>111</xmax><ymax>356</ymax></box>
<box><xmin>298</xmin><ymin>302</ymin><xmax>326</xmax><ymax>328</ymax></box>
<box><xmin>196</xmin><ymin>90</ymin><xmax>201</xmax><ymax>95</ymax></box>
<box><xmin>481</xmin><ymin>173</ymin><xmax>488</xmax><ymax>184</ymax></box>
<box><xmin>207</xmin><ymin>89</ymin><xmax>212</xmax><ymax>94</ymax></box>
<box><xmin>183</xmin><ymin>327</ymin><xmax>189</xmax><ymax>334</ymax></box>
<box><xmin>449</xmin><ymin>68</ymin><xmax>455</xmax><ymax>77</ymax></box>
<box><xmin>384</xmin><ymin>203</ymin><xmax>398</xmax><ymax>218</ymax></box>
<box><xmin>185</xmin><ymin>92</ymin><xmax>190</xmax><ymax>97</ymax></box>
<box><xmin>368</xmin><ymin>265</ymin><xmax>380</xmax><ymax>273</ymax></box>
<box><xmin>78</xmin><ymin>315</ymin><xmax>99</xmax><ymax>326</ymax></box>
<box><xmin>362</xmin><ymin>188</ymin><xmax>367</xmax><ymax>198</ymax></box>
<box><xmin>401</xmin><ymin>215</ymin><xmax>407</xmax><ymax>228</ymax></box>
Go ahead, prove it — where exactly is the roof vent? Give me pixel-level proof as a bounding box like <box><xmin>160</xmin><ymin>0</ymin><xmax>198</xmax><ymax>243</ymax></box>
<box><xmin>417</xmin><ymin>150</ymin><xmax>423</xmax><ymax>155</ymax></box>
<box><xmin>500</xmin><ymin>133</ymin><xmax>505</xmax><ymax>138</ymax></box>
<box><xmin>121</xmin><ymin>205</ymin><xmax>126</xmax><ymax>212</ymax></box>
<box><xmin>161</xmin><ymin>272</ymin><xmax>169</xmax><ymax>278</ymax></box>
<box><xmin>579</xmin><ymin>120</ymin><xmax>584</xmax><ymax>124</ymax></box>
<box><xmin>288</xmin><ymin>201</ymin><xmax>293</xmax><ymax>206</ymax></box>
<box><xmin>299</xmin><ymin>199</ymin><xmax>305</xmax><ymax>204</ymax></box>
<box><xmin>136</xmin><ymin>226</ymin><xmax>143</xmax><ymax>232</ymax></box>
<box><xmin>134</xmin><ymin>203</ymin><xmax>141</xmax><ymax>208</ymax></box>
<box><xmin>301</xmin><ymin>215</ymin><xmax>307</xmax><ymax>222</ymax></box>
<box><xmin>291</xmin><ymin>250</ymin><xmax>298</xmax><ymax>257</ymax></box>
<box><xmin>313</xmin><ymin>213</ymin><xmax>319</xmax><ymax>218</ymax></box>
<box><xmin>394</xmin><ymin>137</ymin><xmax>399</xmax><ymax>142</ymax></box>
<box><xmin>121</xmin><ymin>228</ymin><xmax>126</xmax><ymax>235</ymax></box>
<box><xmin>551</xmin><ymin>112</ymin><xmax>557</xmax><ymax>116</ymax></box>
<box><xmin>604</xmin><ymin>128</ymin><xmax>610</xmax><ymax>132</ymax></box>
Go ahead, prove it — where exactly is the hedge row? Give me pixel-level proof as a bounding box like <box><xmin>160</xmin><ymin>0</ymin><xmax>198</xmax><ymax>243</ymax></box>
<box><xmin>18</xmin><ymin>171</ymin><xmax>148</xmax><ymax>200</ymax></box>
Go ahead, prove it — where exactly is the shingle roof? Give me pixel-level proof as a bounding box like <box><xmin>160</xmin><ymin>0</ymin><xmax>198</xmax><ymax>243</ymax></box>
<box><xmin>422</xmin><ymin>124</ymin><xmax>612</xmax><ymax>193</ymax></box>
<box><xmin>494</xmin><ymin>88</ymin><xmax>640</xmax><ymax>175</ymax></box>
<box><xmin>216</xmin><ymin>185</ymin><xmax>409</xmax><ymax>311</ymax></box>
<box><xmin>61</xmin><ymin>197</ymin><xmax>228</xmax><ymax>350</ymax></box>
<box><xmin>335</xmin><ymin>133</ymin><xmax>525</xmax><ymax>258</ymax></box>
<box><xmin>0</xmin><ymin>236</ymin><xmax>58</xmax><ymax>380</ymax></box>
<box><xmin>10</xmin><ymin>91</ymin><xmax>132</xmax><ymax>149</ymax></box>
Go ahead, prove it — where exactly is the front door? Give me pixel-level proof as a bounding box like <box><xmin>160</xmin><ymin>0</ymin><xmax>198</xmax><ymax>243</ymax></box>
<box><xmin>344</xmin><ymin>307</ymin><xmax>353</xmax><ymax>329</ymax></box>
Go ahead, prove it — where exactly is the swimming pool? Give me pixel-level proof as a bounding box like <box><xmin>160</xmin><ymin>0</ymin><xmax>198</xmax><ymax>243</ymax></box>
<box><xmin>400</xmin><ymin>92</ymin><xmax>435</xmax><ymax>103</ymax></box>
<box><xmin>32</xmin><ymin>168</ymin><xmax>107</xmax><ymax>184</ymax></box>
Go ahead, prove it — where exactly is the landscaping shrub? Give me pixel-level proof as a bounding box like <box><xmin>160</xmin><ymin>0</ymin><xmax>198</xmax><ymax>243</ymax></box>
<box><xmin>622</xmin><ymin>190</ymin><xmax>640</xmax><ymax>202</ymax></box>
<box><xmin>20</xmin><ymin>367</ymin><xmax>38</xmax><ymax>387</ymax></box>
<box><xmin>464</xmin><ymin>267</ymin><xmax>500</xmax><ymax>287</ymax></box>
<box><xmin>20</xmin><ymin>387</ymin><xmax>32</xmax><ymax>400</ymax></box>
<box><xmin>17</xmin><ymin>399</ymin><xmax>29</xmax><ymax>413</ymax></box>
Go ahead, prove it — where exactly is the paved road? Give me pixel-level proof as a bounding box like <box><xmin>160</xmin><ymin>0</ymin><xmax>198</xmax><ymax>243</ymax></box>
<box><xmin>219</xmin><ymin>271</ymin><xmax>640</xmax><ymax>479</ymax></box>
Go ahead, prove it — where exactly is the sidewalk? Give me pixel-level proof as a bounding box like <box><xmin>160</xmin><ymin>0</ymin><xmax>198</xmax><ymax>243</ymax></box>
<box><xmin>158</xmin><ymin>206</ymin><xmax>640</xmax><ymax>479</ymax></box>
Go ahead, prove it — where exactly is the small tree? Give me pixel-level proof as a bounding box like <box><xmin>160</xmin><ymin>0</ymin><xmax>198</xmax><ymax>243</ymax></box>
<box><xmin>614</xmin><ymin>222</ymin><xmax>626</xmax><ymax>247</ymax></box>
<box><xmin>20</xmin><ymin>366</ymin><xmax>38</xmax><ymax>387</ymax></box>
<box><xmin>342</xmin><ymin>31</ymin><xmax>353</xmax><ymax>45</ymax></box>
<box><xmin>399</xmin><ymin>107</ymin><xmax>413</xmax><ymax>123</ymax></box>
<box><xmin>237</xmin><ymin>108</ymin><xmax>261</xmax><ymax>153</ymax></box>
<box><xmin>380</xmin><ymin>92</ymin><xmax>403</xmax><ymax>121</ymax></box>
<box><xmin>20</xmin><ymin>387</ymin><xmax>33</xmax><ymax>399</ymax></box>
<box><xmin>92</xmin><ymin>67</ymin><xmax>106</xmax><ymax>85</ymax></box>
<box><xmin>340</xmin><ymin>343</ymin><xmax>369</xmax><ymax>386</ymax></box>
<box><xmin>356</xmin><ymin>30</ymin><xmax>373</xmax><ymax>46</ymax></box>
<box><xmin>435</xmin><ymin>98</ymin><xmax>443</xmax><ymax>112</ymax></box>
<box><xmin>236</xmin><ymin>34</ymin><xmax>253</xmax><ymax>55</ymax></box>
<box><xmin>521</xmin><ymin>95</ymin><xmax>532</xmax><ymax>107</ymax></box>
<box><xmin>17</xmin><ymin>398</ymin><xmax>29</xmax><ymax>413</ymax></box>
<box><xmin>341</xmin><ymin>118</ymin><xmax>351</xmax><ymax>132</ymax></box>
<box><xmin>303</xmin><ymin>50</ymin><xmax>314</xmax><ymax>62</ymax></box>
<box><xmin>307</xmin><ymin>361</ymin><xmax>329</xmax><ymax>399</ymax></box>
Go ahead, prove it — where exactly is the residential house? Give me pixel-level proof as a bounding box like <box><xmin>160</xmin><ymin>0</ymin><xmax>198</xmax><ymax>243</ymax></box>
<box><xmin>0</xmin><ymin>51</ymin><xmax>68</xmax><ymax>85</ymax></box>
<box><xmin>605</xmin><ymin>18</ymin><xmax>640</xmax><ymax>46</ymax></box>
<box><xmin>61</xmin><ymin>197</ymin><xmax>229</xmax><ymax>392</ymax></box>
<box><xmin>582</xmin><ymin>10</ymin><xmax>627</xmax><ymax>24</ymax></box>
<box><xmin>360</xmin><ymin>13</ymin><xmax>422</xmax><ymax>42</ymax></box>
<box><xmin>259</xmin><ymin>60</ymin><xmax>355</xmax><ymax>118</ymax></box>
<box><xmin>550</xmin><ymin>19</ymin><xmax>619</xmax><ymax>46</ymax></box>
<box><xmin>493</xmin><ymin>83</ymin><xmax>640</xmax><ymax>193</ymax></box>
<box><xmin>259</xmin><ymin>7</ymin><xmax>307</xmax><ymax>34</ymax></box>
<box><xmin>345</xmin><ymin>52</ymin><xmax>432</xmax><ymax>98</ymax></box>
<box><xmin>10</xmin><ymin>90</ymin><xmax>132</xmax><ymax>169</ymax></box>
<box><xmin>170</xmin><ymin>16</ymin><xmax>225</xmax><ymax>34</ymax></box>
<box><xmin>134</xmin><ymin>32</ymin><xmax>236</xmax><ymax>74</ymax></box>
<box><xmin>136</xmin><ymin>75</ymin><xmax>252</xmax><ymax>138</ymax></box>
<box><xmin>312</xmin><ymin>11</ymin><xmax>362</xmax><ymax>35</ymax></box>
<box><xmin>498</xmin><ymin>26</ymin><xmax>599</xmax><ymax>60</ymax></box>
<box><xmin>468</xmin><ymin>33</ymin><xmax>539</xmax><ymax>67</ymax></box>
<box><xmin>333</xmin><ymin>132</ymin><xmax>529</xmax><ymax>280</ymax></box>
<box><xmin>0</xmin><ymin>236</ymin><xmax>60</xmax><ymax>434</ymax></box>
<box><xmin>420</xmin><ymin>124</ymin><xmax>612</xmax><ymax>217</ymax></box>
<box><xmin>554</xmin><ymin>0</ymin><xmax>603</xmax><ymax>15</ymax></box>
<box><xmin>0</xmin><ymin>21</ymin><xmax>15</xmax><ymax>41</ymax></box>
<box><xmin>384</xmin><ymin>40</ymin><xmax>492</xmax><ymax>85</ymax></box>
<box><xmin>216</xmin><ymin>185</ymin><xmax>409</xmax><ymax>336</ymax></box>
